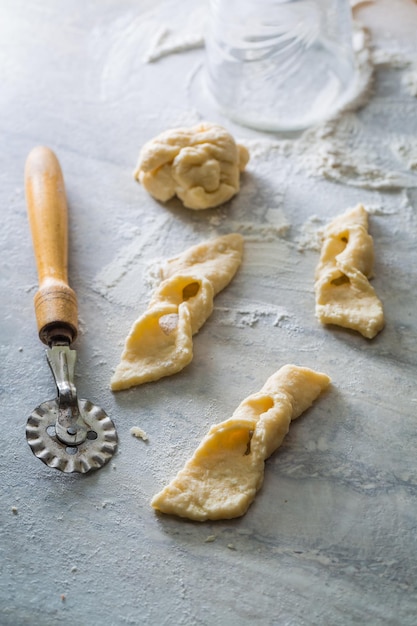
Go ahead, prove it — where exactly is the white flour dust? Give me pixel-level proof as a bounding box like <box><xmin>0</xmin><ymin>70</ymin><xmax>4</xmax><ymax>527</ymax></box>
<box><xmin>143</xmin><ymin>6</ymin><xmax>206</xmax><ymax>63</ymax></box>
<box><xmin>227</xmin><ymin>214</ymin><xmax>290</xmax><ymax>242</ymax></box>
<box><xmin>389</xmin><ymin>136</ymin><xmax>417</xmax><ymax>171</ymax></box>
<box><xmin>296</xmin><ymin>114</ymin><xmax>417</xmax><ymax>190</ymax></box>
<box><xmin>93</xmin><ymin>214</ymin><xmax>171</xmax><ymax>306</ymax></box>
<box><xmin>296</xmin><ymin>216</ymin><xmax>324</xmax><ymax>253</ymax></box>
<box><xmin>372</xmin><ymin>49</ymin><xmax>413</xmax><ymax>69</ymax></box>
<box><xmin>214</xmin><ymin>304</ymin><xmax>290</xmax><ymax>329</ymax></box>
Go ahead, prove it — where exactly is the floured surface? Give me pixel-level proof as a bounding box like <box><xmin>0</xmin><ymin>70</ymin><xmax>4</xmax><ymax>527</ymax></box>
<box><xmin>2</xmin><ymin>1</ymin><xmax>417</xmax><ymax>625</ymax></box>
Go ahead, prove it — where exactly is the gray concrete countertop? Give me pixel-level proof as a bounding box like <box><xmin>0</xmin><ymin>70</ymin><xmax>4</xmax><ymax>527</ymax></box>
<box><xmin>1</xmin><ymin>1</ymin><xmax>417</xmax><ymax>624</ymax></box>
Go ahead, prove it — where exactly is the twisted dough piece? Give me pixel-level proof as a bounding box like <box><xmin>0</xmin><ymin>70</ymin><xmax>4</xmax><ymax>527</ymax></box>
<box><xmin>314</xmin><ymin>204</ymin><xmax>384</xmax><ymax>339</ymax></box>
<box><xmin>111</xmin><ymin>233</ymin><xmax>243</xmax><ymax>391</ymax></box>
<box><xmin>134</xmin><ymin>123</ymin><xmax>249</xmax><ymax>210</ymax></box>
<box><xmin>151</xmin><ymin>365</ymin><xmax>330</xmax><ymax>521</ymax></box>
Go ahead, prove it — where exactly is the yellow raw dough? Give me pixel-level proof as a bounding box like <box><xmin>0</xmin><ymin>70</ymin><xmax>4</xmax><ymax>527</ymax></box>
<box><xmin>111</xmin><ymin>233</ymin><xmax>244</xmax><ymax>391</ymax></box>
<box><xmin>314</xmin><ymin>204</ymin><xmax>384</xmax><ymax>339</ymax></box>
<box><xmin>134</xmin><ymin>122</ymin><xmax>249</xmax><ymax>210</ymax></box>
<box><xmin>151</xmin><ymin>365</ymin><xmax>330</xmax><ymax>521</ymax></box>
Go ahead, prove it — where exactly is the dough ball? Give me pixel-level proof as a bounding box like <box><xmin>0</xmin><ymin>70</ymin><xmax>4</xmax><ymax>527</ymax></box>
<box><xmin>134</xmin><ymin>122</ymin><xmax>249</xmax><ymax>210</ymax></box>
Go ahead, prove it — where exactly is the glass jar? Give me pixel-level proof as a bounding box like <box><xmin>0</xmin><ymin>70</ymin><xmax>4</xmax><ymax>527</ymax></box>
<box><xmin>204</xmin><ymin>0</ymin><xmax>356</xmax><ymax>131</ymax></box>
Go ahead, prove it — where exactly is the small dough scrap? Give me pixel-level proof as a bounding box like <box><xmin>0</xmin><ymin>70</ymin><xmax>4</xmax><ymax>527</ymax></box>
<box><xmin>111</xmin><ymin>233</ymin><xmax>243</xmax><ymax>391</ymax></box>
<box><xmin>314</xmin><ymin>204</ymin><xmax>384</xmax><ymax>339</ymax></box>
<box><xmin>130</xmin><ymin>427</ymin><xmax>148</xmax><ymax>441</ymax></box>
<box><xmin>134</xmin><ymin>122</ymin><xmax>249</xmax><ymax>210</ymax></box>
<box><xmin>151</xmin><ymin>365</ymin><xmax>330</xmax><ymax>521</ymax></box>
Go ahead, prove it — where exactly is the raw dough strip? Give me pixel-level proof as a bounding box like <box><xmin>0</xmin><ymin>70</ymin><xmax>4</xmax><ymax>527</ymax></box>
<box><xmin>111</xmin><ymin>233</ymin><xmax>243</xmax><ymax>391</ymax></box>
<box><xmin>151</xmin><ymin>365</ymin><xmax>330</xmax><ymax>521</ymax></box>
<box><xmin>314</xmin><ymin>204</ymin><xmax>384</xmax><ymax>339</ymax></box>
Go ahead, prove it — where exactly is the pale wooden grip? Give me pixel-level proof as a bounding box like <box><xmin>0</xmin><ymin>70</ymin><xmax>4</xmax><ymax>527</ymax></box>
<box><xmin>25</xmin><ymin>146</ymin><xmax>78</xmax><ymax>345</ymax></box>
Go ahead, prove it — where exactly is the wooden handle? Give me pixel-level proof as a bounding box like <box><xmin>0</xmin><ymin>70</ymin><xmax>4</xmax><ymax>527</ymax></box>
<box><xmin>25</xmin><ymin>146</ymin><xmax>78</xmax><ymax>345</ymax></box>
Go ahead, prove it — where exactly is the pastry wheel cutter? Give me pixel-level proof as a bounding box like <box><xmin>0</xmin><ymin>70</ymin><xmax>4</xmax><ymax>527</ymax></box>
<box><xmin>25</xmin><ymin>146</ymin><xmax>117</xmax><ymax>473</ymax></box>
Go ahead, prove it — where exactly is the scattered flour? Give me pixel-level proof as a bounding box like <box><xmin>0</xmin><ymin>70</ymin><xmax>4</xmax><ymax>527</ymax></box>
<box><xmin>371</xmin><ymin>49</ymin><xmax>414</xmax><ymax>70</ymax></box>
<box><xmin>390</xmin><ymin>136</ymin><xmax>417</xmax><ymax>171</ymax></box>
<box><xmin>240</xmin><ymin>139</ymin><xmax>292</xmax><ymax>161</ymax></box>
<box><xmin>227</xmin><ymin>218</ymin><xmax>290</xmax><ymax>242</ymax></box>
<box><xmin>296</xmin><ymin>114</ymin><xmax>417</xmax><ymax>190</ymax></box>
<box><xmin>142</xmin><ymin>257</ymin><xmax>165</xmax><ymax>291</ymax></box>
<box><xmin>362</xmin><ymin>204</ymin><xmax>397</xmax><ymax>216</ymax></box>
<box><xmin>143</xmin><ymin>7</ymin><xmax>206</xmax><ymax>63</ymax></box>
<box><xmin>214</xmin><ymin>304</ymin><xmax>290</xmax><ymax>329</ymax></box>
<box><xmin>93</xmin><ymin>214</ymin><xmax>171</xmax><ymax>304</ymax></box>
<box><xmin>242</xmin><ymin>108</ymin><xmax>417</xmax><ymax>192</ymax></box>
<box><xmin>296</xmin><ymin>216</ymin><xmax>324</xmax><ymax>253</ymax></box>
